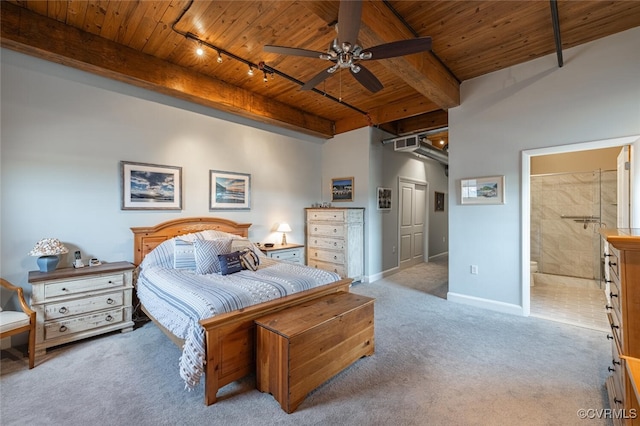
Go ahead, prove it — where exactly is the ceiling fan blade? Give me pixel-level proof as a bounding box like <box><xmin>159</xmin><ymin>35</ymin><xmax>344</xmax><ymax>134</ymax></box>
<box><xmin>337</xmin><ymin>0</ymin><xmax>362</xmax><ymax>46</ymax></box>
<box><xmin>365</xmin><ymin>36</ymin><xmax>433</xmax><ymax>60</ymax></box>
<box><xmin>301</xmin><ymin>67</ymin><xmax>335</xmax><ymax>91</ymax></box>
<box><xmin>351</xmin><ymin>65</ymin><xmax>383</xmax><ymax>93</ymax></box>
<box><xmin>264</xmin><ymin>45</ymin><xmax>325</xmax><ymax>58</ymax></box>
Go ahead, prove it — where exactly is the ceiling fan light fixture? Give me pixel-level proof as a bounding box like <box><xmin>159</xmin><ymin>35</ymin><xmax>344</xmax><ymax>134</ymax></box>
<box><xmin>319</xmin><ymin>53</ymin><xmax>332</xmax><ymax>60</ymax></box>
<box><xmin>328</xmin><ymin>64</ymin><xmax>340</xmax><ymax>73</ymax></box>
<box><xmin>351</xmin><ymin>64</ymin><xmax>361</xmax><ymax>73</ymax></box>
<box><xmin>360</xmin><ymin>51</ymin><xmax>372</xmax><ymax>60</ymax></box>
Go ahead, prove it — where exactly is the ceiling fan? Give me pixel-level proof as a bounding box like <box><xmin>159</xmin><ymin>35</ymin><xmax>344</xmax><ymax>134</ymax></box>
<box><xmin>264</xmin><ymin>0</ymin><xmax>432</xmax><ymax>93</ymax></box>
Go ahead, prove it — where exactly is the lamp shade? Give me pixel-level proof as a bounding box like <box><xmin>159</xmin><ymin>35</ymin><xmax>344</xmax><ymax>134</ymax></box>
<box><xmin>277</xmin><ymin>223</ymin><xmax>292</xmax><ymax>233</ymax></box>
<box><xmin>28</xmin><ymin>238</ymin><xmax>69</xmax><ymax>256</ymax></box>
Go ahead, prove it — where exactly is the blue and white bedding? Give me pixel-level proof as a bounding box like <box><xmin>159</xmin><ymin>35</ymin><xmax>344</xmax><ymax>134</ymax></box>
<box><xmin>135</xmin><ymin>231</ymin><xmax>341</xmax><ymax>390</ymax></box>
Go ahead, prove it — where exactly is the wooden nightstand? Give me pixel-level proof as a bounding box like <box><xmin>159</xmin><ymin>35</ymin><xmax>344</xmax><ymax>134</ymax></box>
<box><xmin>260</xmin><ymin>243</ymin><xmax>305</xmax><ymax>264</ymax></box>
<box><xmin>28</xmin><ymin>261</ymin><xmax>135</xmax><ymax>356</ymax></box>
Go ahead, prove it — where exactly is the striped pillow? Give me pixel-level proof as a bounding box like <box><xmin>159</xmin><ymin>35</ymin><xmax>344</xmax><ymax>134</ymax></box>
<box><xmin>194</xmin><ymin>238</ymin><xmax>233</xmax><ymax>274</ymax></box>
<box><xmin>174</xmin><ymin>239</ymin><xmax>197</xmax><ymax>271</ymax></box>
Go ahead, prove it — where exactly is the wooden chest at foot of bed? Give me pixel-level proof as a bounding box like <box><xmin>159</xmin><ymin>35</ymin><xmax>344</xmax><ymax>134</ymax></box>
<box><xmin>255</xmin><ymin>291</ymin><xmax>375</xmax><ymax>413</ymax></box>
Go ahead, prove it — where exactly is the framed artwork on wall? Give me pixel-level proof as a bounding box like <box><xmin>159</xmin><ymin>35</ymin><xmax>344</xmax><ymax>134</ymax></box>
<box><xmin>377</xmin><ymin>187</ymin><xmax>392</xmax><ymax>211</ymax></box>
<box><xmin>121</xmin><ymin>161</ymin><xmax>182</xmax><ymax>210</ymax></box>
<box><xmin>331</xmin><ymin>177</ymin><xmax>354</xmax><ymax>202</ymax></box>
<box><xmin>460</xmin><ymin>175</ymin><xmax>505</xmax><ymax>205</ymax></box>
<box><xmin>435</xmin><ymin>191</ymin><xmax>445</xmax><ymax>211</ymax></box>
<box><xmin>210</xmin><ymin>170</ymin><xmax>251</xmax><ymax>210</ymax></box>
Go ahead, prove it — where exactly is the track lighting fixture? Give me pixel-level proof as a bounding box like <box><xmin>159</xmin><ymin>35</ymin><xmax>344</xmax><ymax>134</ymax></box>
<box><xmin>216</xmin><ymin>51</ymin><xmax>223</xmax><ymax>63</ymax></box>
<box><xmin>196</xmin><ymin>41</ymin><xmax>204</xmax><ymax>56</ymax></box>
<box><xmin>248</xmin><ymin>66</ymin><xmax>254</xmax><ymax>77</ymax></box>
<box><xmin>263</xmin><ymin>71</ymin><xmax>269</xmax><ymax>83</ymax></box>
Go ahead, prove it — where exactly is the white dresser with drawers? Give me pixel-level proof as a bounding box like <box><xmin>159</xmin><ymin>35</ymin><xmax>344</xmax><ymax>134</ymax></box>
<box><xmin>28</xmin><ymin>261</ymin><xmax>135</xmax><ymax>356</ymax></box>
<box><xmin>306</xmin><ymin>208</ymin><xmax>364</xmax><ymax>282</ymax></box>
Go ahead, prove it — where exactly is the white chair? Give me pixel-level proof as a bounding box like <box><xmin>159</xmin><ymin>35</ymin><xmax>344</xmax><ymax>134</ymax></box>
<box><xmin>0</xmin><ymin>278</ymin><xmax>36</xmax><ymax>368</ymax></box>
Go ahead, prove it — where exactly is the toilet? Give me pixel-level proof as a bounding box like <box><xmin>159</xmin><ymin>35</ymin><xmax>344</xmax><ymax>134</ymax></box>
<box><xmin>530</xmin><ymin>261</ymin><xmax>538</xmax><ymax>287</ymax></box>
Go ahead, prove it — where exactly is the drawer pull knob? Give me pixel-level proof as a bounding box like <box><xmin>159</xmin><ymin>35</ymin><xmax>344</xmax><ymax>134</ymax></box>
<box><xmin>605</xmin><ymin>279</ymin><xmax>612</xmax><ymax>284</ymax></box>
<box><xmin>608</xmin><ymin>366</ymin><xmax>615</xmax><ymax>372</ymax></box>
<box><xmin>106</xmin><ymin>298</ymin><xmax>115</xmax><ymax>305</ymax></box>
<box><xmin>108</xmin><ymin>280</ymin><xmax>114</xmax><ymax>284</ymax></box>
<box><xmin>614</xmin><ymin>398</ymin><xmax>622</xmax><ymax>405</ymax></box>
<box><xmin>334</xmin><ymin>242</ymin><xmax>337</xmax><ymax>246</ymax></box>
<box><xmin>333</xmin><ymin>229</ymin><xmax>337</xmax><ymax>233</ymax></box>
<box><xmin>314</xmin><ymin>228</ymin><xmax>318</xmax><ymax>231</ymax></box>
<box><xmin>62</xmin><ymin>288</ymin><xmax>68</xmax><ymax>292</ymax></box>
<box><xmin>604</xmin><ymin>254</ymin><xmax>612</xmax><ymax>257</ymax></box>
<box><xmin>611</xmin><ymin>324</ymin><xmax>619</xmax><ymax>329</ymax></box>
<box><xmin>605</xmin><ymin>305</ymin><xmax>613</xmax><ymax>310</ymax></box>
<box><xmin>610</xmin><ymin>292</ymin><xmax>618</xmax><ymax>298</ymax></box>
<box><xmin>607</xmin><ymin>334</ymin><xmax>614</xmax><ymax>340</ymax></box>
<box><xmin>59</xmin><ymin>307</ymin><xmax>68</xmax><ymax>314</ymax></box>
<box><xmin>609</xmin><ymin>262</ymin><xmax>617</xmax><ymax>267</ymax></box>
<box><xmin>334</xmin><ymin>255</ymin><xmax>337</xmax><ymax>260</ymax></box>
<box><xmin>106</xmin><ymin>315</ymin><xmax>114</xmax><ymax>322</ymax></box>
<box><xmin>613</xmin><ymin>359</ymin><xmax>621</xmax><ymax>366</ymax></box>
<box><xmin>314</xmin><ymin>240</ymin><xmax>318</xmax><ymax>244</ymax></box>
<box><xmin>59</xmin><ymin>325</ymin><xmax>68</xmax><ymax>333</ymax></box>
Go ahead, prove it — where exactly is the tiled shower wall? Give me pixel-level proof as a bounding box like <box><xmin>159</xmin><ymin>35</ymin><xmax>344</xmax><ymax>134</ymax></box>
<box><xmin>531</xmin><ymin>170</ymin><xmax>616</xmax><ymax>280</ymax></box>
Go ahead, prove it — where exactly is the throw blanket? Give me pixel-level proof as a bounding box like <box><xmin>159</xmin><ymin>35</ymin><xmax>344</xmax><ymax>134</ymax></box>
<box><xmin>136</xmin><ymin>239</ymin><xmax>341</xmax><ymax>390</ymax></box>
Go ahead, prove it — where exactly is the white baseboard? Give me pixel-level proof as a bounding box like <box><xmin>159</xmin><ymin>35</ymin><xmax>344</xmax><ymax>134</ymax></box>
<box><xmin>366</xmin><ymin>266</ymin><xmax>400</xmax><ymax>283</ymax></box>
<box><xmin>428</xmin><ymin>251</ymin><xmax>448</xmax><ymax>261</ymax></box>
<box><xmin>447</xmin><ymin>292</ymin><xmax>524</xmax><ymax>316</ymax></box>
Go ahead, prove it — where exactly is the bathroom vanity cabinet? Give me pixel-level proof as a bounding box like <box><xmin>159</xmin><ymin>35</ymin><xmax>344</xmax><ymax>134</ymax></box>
<box><xmin>601</xmin><ymin>229</ymin><xmax>640</xmax><ymax>426</ymax></box>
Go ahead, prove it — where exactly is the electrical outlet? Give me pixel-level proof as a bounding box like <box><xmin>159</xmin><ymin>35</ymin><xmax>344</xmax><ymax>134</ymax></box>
<box><xmin>471</xmin><ymin>265</ymin><xmax>478</xmax><ymax>274</ymax></box>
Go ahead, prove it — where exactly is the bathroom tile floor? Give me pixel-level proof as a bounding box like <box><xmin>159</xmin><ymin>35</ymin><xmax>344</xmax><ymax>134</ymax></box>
<box><xmin>530</xmin><ymin>280</ymin><xmax>609</xmax><ymax>332</ymax></box>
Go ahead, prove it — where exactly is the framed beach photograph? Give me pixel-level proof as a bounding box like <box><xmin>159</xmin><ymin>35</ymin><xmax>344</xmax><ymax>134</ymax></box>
<box><xmin>435</xmin><ymin>191</ymin><xmax>445</xmax><ymax>211</ymax></box>
<box><xmin>121</xmin><ymin>161</ymin><xmax>182</xmax><ymax>210</ymax></box>
<box><xmin>331</xmin><ymin>177</ymin><xmax>354</xmax><ymax>202</ymax></box>
<box><xmin>377</xmin><ymin>187</ymin><xmax>392</xmax><ymax>211</ymax></box>
<box><xmin>210</xmin><ymin>170</ymin><xmax>251</xmax><ymax>210</ymax></box>
<box><xmin>460</xmin><ymin>175</ymin><xmax>505</xmax><ymax>205</ymax></box>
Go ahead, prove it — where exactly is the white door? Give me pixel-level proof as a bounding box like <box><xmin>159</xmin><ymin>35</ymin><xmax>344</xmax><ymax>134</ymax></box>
<box><xmin>399</xmin><ymin>179</ymin><xmax>427</xmax><ymax>269</ymax></box>
<box><xmin>618</xmin><ymin>145</ymin><xmax>631</xmax><ymax>228</ymax></box>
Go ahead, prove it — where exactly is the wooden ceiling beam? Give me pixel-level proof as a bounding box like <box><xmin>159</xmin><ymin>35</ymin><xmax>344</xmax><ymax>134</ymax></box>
<box><xmin>0</xmin><ymin>2</ymin><xmax>335</xmax><ymax>139</ymax></box>
<box><xmin>395</xmin><ymin>110</ymin><xmax>449</xmax><ymax>135</ymax></box>
<box><xmin>334</xmin><ymin>93</ymin><xmax>441</xmax><ymax>134</ymax></box>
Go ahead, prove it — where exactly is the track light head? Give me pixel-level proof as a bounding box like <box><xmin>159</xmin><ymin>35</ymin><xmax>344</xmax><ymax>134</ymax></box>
<box><xmin>216</xmin><ymin>52</ymin><xmax>223</xmax><ymax>63</ymax></box>
<box><xmin>248</xmin><ymin>66</ymin><xmax>254</xmax><ymax>76</ymax></box>
<box><xmin>196</xmin><ymin>42</ymin><xmax>204</xmax><ymax>56</ymax></box>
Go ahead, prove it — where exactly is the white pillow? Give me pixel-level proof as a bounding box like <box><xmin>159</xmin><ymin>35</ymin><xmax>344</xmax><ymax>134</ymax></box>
<box><xmin>194</xmin><ymin>238</ymin><xmax>233</xmax><ymax>274</ymax></box>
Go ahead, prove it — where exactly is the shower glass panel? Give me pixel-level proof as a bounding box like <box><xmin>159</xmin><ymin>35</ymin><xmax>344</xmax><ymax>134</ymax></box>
<box><xmin>530</xmin><ymin>169</ymin><xmax>616</xmax><ymax>285</ymax></box>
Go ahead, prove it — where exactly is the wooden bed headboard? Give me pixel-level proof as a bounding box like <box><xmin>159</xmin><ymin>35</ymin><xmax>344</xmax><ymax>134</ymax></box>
<box><xmin>130</xmin><ymin>217</ymin><xmax>251</xmax><ymax>265</ymax></box>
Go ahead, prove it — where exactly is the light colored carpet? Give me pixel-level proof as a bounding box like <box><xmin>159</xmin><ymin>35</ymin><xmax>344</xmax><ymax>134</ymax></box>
<box><xmin>1</xmin><ymin>260</ymin><xmax>612</xmax><ymax>426</ymax></box>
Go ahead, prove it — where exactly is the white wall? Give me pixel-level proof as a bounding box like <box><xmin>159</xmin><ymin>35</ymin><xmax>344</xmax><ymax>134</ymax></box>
<box><xmin>448</xmin><ymin>27</ymin><xmax>640</xmax><ymax>314</ymax></box>
<box><xmin>0</xmin><ymin>49</ymin><xmax>325</xmax><ymax>290</ymax></box>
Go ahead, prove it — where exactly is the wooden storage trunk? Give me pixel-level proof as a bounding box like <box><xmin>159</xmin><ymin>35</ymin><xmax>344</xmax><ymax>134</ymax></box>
<box><xmin>255</xmin><ymin>291</ymin><xmax>375</xmax><ymax>413</ymax></box>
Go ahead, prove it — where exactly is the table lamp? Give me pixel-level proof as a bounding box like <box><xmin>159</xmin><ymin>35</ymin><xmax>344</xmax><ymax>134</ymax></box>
<box><xmin>29</xmin><ymin>238</ymin><xmax>69</xmax><ymax>272</ymax></box>
<box><xmin>277</xmin><ymin>223</ymin><xmax>292</xmax><ymax>245</ymax></box>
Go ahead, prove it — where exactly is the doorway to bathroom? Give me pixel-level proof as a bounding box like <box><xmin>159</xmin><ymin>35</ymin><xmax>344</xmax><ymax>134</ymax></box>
<box><xmin>529</xmin><ymin>157</ymin><xmax>618</xmax><ymax>331</ymax></box>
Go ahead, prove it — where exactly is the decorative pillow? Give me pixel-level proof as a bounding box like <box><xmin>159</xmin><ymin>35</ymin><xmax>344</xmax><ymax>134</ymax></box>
<box><xmin>239</xmin><ymin>248</ymin><xmax>260</xmax><ymax>271</ymax></box>
<box><xmin>218</xmin><ymin>251</ymin><xmax>243</xmax><ymax>275</ymax></box>
<box><xmin>193</xmin><ymin>238</ymin><xmax>233</xmax><ymax>274</ymax></box>
<box><xmin>174</xmin><ymin>239</ymin><xmax>196</xmax><ymax>270</ymax></box>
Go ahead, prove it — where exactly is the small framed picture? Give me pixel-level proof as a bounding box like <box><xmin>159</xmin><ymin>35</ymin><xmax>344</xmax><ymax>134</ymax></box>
<box><xmin>332</xmin><ymin>177</ymin><xmax>354</xmax><ymax>202</ymax></box>
<box><xmin>377</xmin><ymin>187</ymin><xmax>392</xmax><ymax>210</ymax></box>
<box><xmin>121</xmin><ymin>161</ymin><xmax>182</xmax><ymax>210</ymax></box>
<box><xmin>460</xmin><ymin>175</ymin><xmax>505</xmax><ymax>205</ymax></box>
<box><xmin>210</xmin><ymin>170</ymin><xmax>251</xmax><ymax>210</ymax></box>
<box><xmin>435</xmin><ymin>191</ymin><xmax>445</xmax><ymax>212</ymax></box>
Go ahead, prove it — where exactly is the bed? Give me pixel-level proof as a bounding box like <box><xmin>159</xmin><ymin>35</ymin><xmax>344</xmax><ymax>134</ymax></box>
<box><xmin>131</xmin><ymin>217</ymin><xmax>352</xmax><ymax>406</ymax></box>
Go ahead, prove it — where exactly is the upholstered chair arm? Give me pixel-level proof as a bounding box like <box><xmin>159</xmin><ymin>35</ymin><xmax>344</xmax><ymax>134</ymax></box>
<box><xmin>0</xmin><ymin>278</ymin><xmax>35</xmax><ymax>317</ymax></box>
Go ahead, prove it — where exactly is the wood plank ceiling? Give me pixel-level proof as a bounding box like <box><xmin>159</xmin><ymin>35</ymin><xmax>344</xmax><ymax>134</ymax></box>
<box><xmin>2</xmin><ymin>1</ymin><xmax>639</xmax><ymax>142</ymax></box>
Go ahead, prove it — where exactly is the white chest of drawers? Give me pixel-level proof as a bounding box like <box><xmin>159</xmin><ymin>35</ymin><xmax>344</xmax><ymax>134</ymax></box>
<box><xmin>28</xmin><ymin>261</ymin><xmax>135</xmax><ymax>356</ymax></box>
<box><xmin>306</xmin><ymin>208</ymin><xmax>364</xmax><ymax>282</ymax></box>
